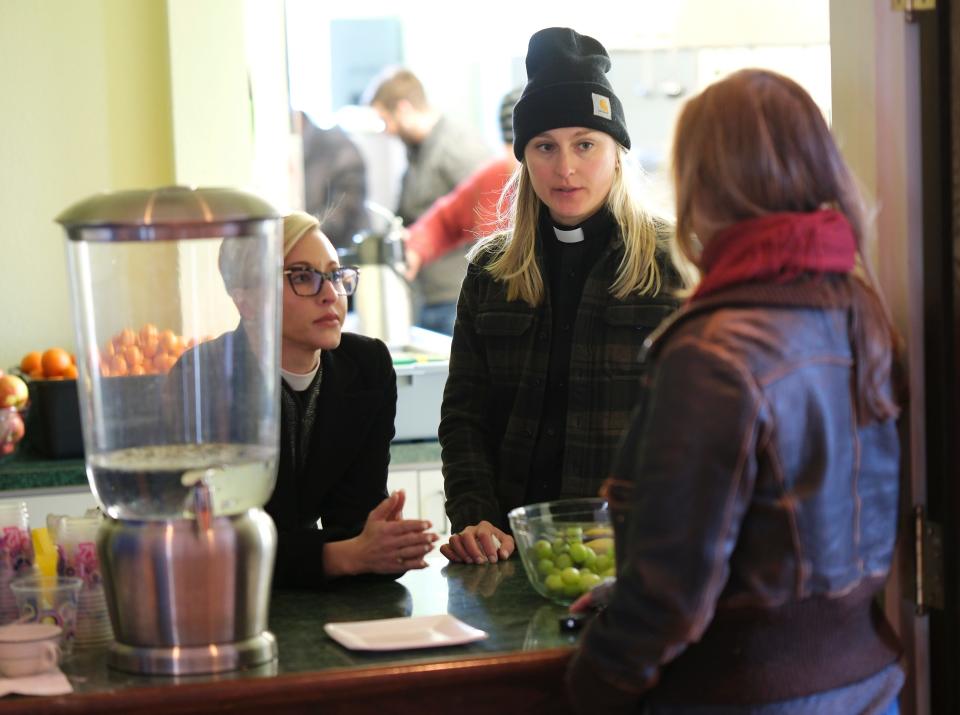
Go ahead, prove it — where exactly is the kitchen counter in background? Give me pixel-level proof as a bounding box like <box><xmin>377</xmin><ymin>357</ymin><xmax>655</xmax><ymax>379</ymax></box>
<box><xmin>0</xmin><ymin>442</ymin><xmax>445</xmax><ymax>530</ymax></box>
<box><xmin>0</xmin><ymin>560</ymin><xmax>578</xmax><ymax>714</ymax></box>
<box><xmin>0</xmin><ymin>441</ymin><xmax>442</xmax><ymax>492</ymax></box>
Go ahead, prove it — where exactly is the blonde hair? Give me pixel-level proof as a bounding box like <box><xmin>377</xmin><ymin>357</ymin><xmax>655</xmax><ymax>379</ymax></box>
<box><xmin>469</xmin><ymin>147</ymin><xmax>666</xmax><ymax>306</ymax></box>
<box><xmin>283</xmin><ymin>211</ymin><xmax>321</xmax><ymax>257</ymax></box>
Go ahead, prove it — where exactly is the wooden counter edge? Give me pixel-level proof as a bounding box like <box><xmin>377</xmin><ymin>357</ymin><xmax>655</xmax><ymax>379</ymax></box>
<box><xmin>2</xmin><ymin>647</ymin><xmax>576</xmax><ymax>715</ymax></box>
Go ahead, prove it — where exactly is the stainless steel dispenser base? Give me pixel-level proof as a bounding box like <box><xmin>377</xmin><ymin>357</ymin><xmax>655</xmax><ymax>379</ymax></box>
<box><xmin>108</xmin><ymin>632</ymin><xmax>277</xmax><ymax>676</ymax></box>
<box><xmin>98</xmin><ymin>508</ymin><xmax>278</xmax><ymax>676</ymax></box>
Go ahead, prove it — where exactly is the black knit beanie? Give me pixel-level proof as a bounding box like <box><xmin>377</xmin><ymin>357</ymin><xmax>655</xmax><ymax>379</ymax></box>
<box><xmin>512</xmin><ymin>27</ymin><xmax>630</xmax><ymax>160</ymax></box>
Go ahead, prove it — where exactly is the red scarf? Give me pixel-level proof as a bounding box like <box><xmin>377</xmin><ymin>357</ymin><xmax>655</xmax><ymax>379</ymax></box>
<box><xmin>692</xmin><ymin>210</ymin><xmax>857</xmax><ymax>299</ymax></box>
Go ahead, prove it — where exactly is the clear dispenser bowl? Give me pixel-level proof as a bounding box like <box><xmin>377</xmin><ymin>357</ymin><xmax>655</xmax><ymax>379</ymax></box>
<box><xmin>59</xmin><ymin>188</ymin><xmax>282</xmax><ymax>521</ymax></box>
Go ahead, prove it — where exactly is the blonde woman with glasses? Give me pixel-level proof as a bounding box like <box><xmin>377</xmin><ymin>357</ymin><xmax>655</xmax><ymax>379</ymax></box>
<box><xmin>172</xmin><ymin>211</ymin><xmax>437</xmax><ymax>587</ymax></box>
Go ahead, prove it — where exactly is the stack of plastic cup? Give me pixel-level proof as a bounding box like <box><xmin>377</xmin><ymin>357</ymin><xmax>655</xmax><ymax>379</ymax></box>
<box><xmin>0</xmin><ymin>501</ymin><xmax>34</xmax><ymax>624</ymax></box>
<box><xmin>10</xmin><ymin>575</ymin><xmax>82</xmax><ymax>655</ymax></box>
<box><xmin>53</xmin><ymin>515</ymin><xmax>113</xmax><ymax>649</ymax></box>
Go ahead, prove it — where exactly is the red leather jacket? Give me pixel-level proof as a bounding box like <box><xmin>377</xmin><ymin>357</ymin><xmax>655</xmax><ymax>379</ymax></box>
<box><xmin>568</xmin><ymin>277</ymin><xmax>902</xmax><ymax>709</ymax></box>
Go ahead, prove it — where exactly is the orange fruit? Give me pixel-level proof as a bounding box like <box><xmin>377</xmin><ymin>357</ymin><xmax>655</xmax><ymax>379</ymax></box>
<box><xmin>155</xmin><ymin>354</ymin><xmax>177</xmax><ymax>373</ymax></box>
<box><xmin>109</xmin><ymin>354</ymin><xmax>128</xmax><ymax>376</ymax></box>
<box><xmin>129</xmin><ymin>364</ymin><xmax>146</xmax><ymax>376</ymax></box>
<box><xmin>28</xmin><ymin>368</ymin><xmax>45</xmax><ymax>380</ymax></box>
<box><xmin>118</xmin><ymin>329</ymin><xmax>136</xmax><ymax>348</ymax></box>
<box><xmin>139</xmin><ymin>323</ymin><xmax>158</xmax><ymax>346</ymax></box>
<box><xmin>122</xmin><ymin>344</ymin><xmax>143</xmax><ymax>367</ymax></box>
<box><xmin>62</xmin><ymin>364</ymin><xmax>79</xmax><ymax>380</ymax></box>
<box><xmin>141</xmin><ymin>336</ymin><xmax>159</xmax><ymax>359</ymax></box>
<box><xmin>20</xmin><ymin>351</ymin><xmax>42</xmax><ymax>374</ymax></box>
<box><xmin>70</xmin><ymin>353</ymin><xmax>77</xmax><ymax>365</ymax></box>
<box><xmin>159</xmin><ymin>329</ymin><xmax>178</xmax><ymax>353</ymax></box>
<box><xmin>41</xmin><ymin>348</ymin><xmax>72</xmax><ymax>378</ymax></box>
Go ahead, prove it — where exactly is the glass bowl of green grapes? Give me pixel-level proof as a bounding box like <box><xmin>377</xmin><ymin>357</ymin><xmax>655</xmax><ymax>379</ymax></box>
<box><xmin>508</xmin><ymin>498</ymin><xmax>615</xmax><ymax>605</ymax></box>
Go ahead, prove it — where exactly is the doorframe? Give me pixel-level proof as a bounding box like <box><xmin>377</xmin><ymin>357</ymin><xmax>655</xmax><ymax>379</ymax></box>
<box><xmin>917</xmin><ymin>2</ymin><xmax>958</xmax><ymax>713</ymax></box>
<box><xmin>829</xmin><ymin>2</ymin><xmax>928</xmax><ymax>714</ymax></box>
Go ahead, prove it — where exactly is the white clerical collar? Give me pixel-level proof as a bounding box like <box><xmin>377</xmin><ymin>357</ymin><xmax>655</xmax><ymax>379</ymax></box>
<box><xmin>553</xmin><ymin>225</ymin><xmax>585</xmax><ymax>243</ymax></box>
<box><xmin>281</xmin><ymin>353</ymin><xmax>321</xmax><ymax>392</ymax></box>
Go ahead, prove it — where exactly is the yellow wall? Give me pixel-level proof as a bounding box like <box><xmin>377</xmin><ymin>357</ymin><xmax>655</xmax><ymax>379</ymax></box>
<box><xmin>0</xmin><ymin>0</ymin><xmax>289</xmax><ymax>371</ymax></box>
<box><xmin>0</xmin><ymin>0</ymin><xmax>175</xmax><ymax>369</ymax></box>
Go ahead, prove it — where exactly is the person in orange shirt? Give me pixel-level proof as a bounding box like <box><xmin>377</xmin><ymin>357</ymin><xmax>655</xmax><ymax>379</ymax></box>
<box><xmin>403</xmin><ymin>88</ymin><xmax>523</xmax><ymax>282</ymax></box>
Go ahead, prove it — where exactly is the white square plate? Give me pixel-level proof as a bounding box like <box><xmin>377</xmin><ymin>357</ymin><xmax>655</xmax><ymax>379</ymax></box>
<box><xmin>323</xmin><ymin>614</ymin><xmax>488</xmax><ymax>651</ymax></box>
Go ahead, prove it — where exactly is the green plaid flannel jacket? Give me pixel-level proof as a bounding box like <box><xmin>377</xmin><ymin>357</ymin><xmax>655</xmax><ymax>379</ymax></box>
<box><xmin>440</xmin><ymin>229</ymin><xmax>682</xmax><ymax>533</ymax></box>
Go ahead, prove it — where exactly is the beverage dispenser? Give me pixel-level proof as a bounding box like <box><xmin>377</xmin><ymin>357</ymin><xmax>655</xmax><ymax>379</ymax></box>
<box><xmin>56</xmin><ymin>186</ymin><xmax>282</xmax><ymax>675</ymax></box>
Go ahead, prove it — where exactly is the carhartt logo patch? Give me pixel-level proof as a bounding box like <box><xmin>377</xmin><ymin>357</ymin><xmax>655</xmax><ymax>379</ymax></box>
<box><xmin>592</xmin><ymin>93</ymin><xmax>612</xmax><ymax>119</ymax></box>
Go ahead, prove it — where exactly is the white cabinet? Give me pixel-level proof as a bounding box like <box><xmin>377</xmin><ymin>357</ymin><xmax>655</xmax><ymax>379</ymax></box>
<box><xmin>387</xmin><ymin>466</ymin><xmax>450</xmax><ymax>536</ymax></box>
<box><xmin>417</xmin><ymin>469</ymin><xmax>448</xmax><ymax>537</ymax></box>
<box><xmin>387</xmin><ymin>469</ymin><xmax>420</xmax><ymax>521</ymax></box>
<box><xmin>0</xmin><ymin>487</ymin><xmax>97</xmax><ymax>529</ymax></box>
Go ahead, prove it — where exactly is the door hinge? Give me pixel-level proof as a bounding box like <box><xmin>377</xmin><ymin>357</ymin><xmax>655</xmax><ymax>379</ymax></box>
<box><xmin>914</xmin><ymin>505</ymin><xmax>944</xmax><ymax>615</ymax></box>
<box><xmin>892</xmin><ymin>0</ymin><xmax>936</xmax><ymax>23</ymax></box>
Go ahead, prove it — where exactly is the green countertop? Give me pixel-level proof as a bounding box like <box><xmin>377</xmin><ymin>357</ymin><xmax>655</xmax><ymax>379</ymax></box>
<box><xmin>33</xmin><ymin>560</ymin><xmax>577</xmax><ymax>708</ymax></box>
<box><xmin>0</xmin><ymin>441</ymin><xmax>442</xmax><ymax>493</ymax></box>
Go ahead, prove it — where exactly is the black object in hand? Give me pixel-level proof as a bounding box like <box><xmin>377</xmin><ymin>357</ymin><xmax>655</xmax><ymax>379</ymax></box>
<box><xmin>558</xmin><ymin>613</ymin><xmax>590</xmax><ymax>632</ymax></box>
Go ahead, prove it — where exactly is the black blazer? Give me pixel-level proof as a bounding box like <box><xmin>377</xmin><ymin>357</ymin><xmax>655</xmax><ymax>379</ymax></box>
<box><xmin>266</xmin><ymin>332</ymin><xmax>397</xmax><ymax>588</ymax></box>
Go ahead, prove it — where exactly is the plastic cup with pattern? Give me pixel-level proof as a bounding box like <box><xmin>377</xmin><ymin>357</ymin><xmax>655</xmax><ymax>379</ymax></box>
<box><xmin>52</xmin><ymin>516</ymin><xmax>112</xmax><ymax>648</ymax></box>
<box><xmin>10</xmin><ymin>576</ymin><xmax>82</xmax><ymax>656</ymax></box>
<box><xmin>0</xmin><ymin>501</ymin><xmax>34</xmax><ymax>625</ymax></box>
<box><xmin>54</xmin><ymin>516</ymin><xmax>102</xmax><ymax>586</ymax></box>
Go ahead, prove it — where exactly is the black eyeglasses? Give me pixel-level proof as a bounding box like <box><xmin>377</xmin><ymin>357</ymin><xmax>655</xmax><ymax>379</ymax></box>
<box><xmin>282</xmin><ymin>266</ymin><xmax>360</xmax><ymax>297</ymax></box>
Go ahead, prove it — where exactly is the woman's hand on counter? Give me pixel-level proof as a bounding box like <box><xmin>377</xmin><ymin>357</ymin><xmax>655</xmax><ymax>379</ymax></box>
<box><xmin>324</xmin><ymin>491</ymin><xmax>438</xmax><ymax>576</ymax></box>
<box><xmin>440</xmin><ymin>521</ymin><xmax>515</xmax><ymax>564</ymax></box>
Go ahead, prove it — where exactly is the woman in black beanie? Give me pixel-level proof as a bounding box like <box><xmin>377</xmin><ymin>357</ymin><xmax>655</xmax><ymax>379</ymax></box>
<box><xmin>439</xmin><ymin>27</ymin><xmax>686</xmax><ymax>564</ymax></box>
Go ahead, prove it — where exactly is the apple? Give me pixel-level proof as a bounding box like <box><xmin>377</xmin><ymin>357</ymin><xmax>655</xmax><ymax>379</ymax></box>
<box><xmin>0</xmin><ymin>374</ymin><xmax>28</xmax><ymax>409</ymax></box>
<box><xmin>0</xmin><ymin>408</ymin><xmax>24</xmax><ymax>455</ymax></box>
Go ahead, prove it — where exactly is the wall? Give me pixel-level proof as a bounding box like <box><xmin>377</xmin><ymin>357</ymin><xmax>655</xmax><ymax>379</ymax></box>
<box><xmin>0</xmin><ymin>0</ymin><xmax>289</xmax><ymax>372</ymax></box>
<box><xmin>287</xmin><ymin>0</ymin><xmax>830</xmax><ymax>150</ymax></box>
<box><xmin>0</xmin><ymin>0</ymin><xmax>174</xmax><ymax>370</ymax></box>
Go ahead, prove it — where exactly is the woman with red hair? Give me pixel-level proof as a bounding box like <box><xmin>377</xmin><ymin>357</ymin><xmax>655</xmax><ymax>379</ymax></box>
<box><xmin>567</xmin><ymin>69</ymin><xmax>904</xmax><ymax>715</ymax></box>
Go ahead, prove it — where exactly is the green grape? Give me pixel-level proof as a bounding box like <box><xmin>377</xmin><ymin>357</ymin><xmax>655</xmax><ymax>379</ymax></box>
<box><xmin>537</xmin><ymin>558</ymin><xmax>555</xmax><ymax>575</ymax></box>
<box><xmin>565</xmin><ymin>526</ymin><xmax>584</xmax><ymax>542</ymax></box>
<box><xmin>554</xmin><ymin>553</ymin><xmax>573</xmax><ymax>570</ymax></box>
<box><xmin>583</xmin><ymin>547</ymin><xmax>597</xmax><ymax>570</ymax></box>
<box><xmin>560</xmin><ymin>567</ymin><xmax>581</xmax><ymax>586</ymax></box>
<box><xmin>594</xmin><ymin>553</ymin><xmax>612</xmax><ymax>573</ymax></box>
<box><xmin>545</xmin><ymin>573</ymin><xmax>564</xmax><ymax>591</ymax></box>
<box><xmin>600</xmin><ymin>567</ymin><xmax>615</xmax><ymax>579</ymax></box>
<box><xmin>569</xmin><ymin>543</ymin><xmax>589</xmax><ymax>564</ymax></box>
<box><xmin>581</xmin><ymin>572</ymin><xmax>602</xmax><ymax>590</ymax></box>
<box><xmin>533</xmin><ymin>539</ymin><xmax>553</xmax><ymax>560</ymax></box>
<box><xmin>563</xmin><ymin>582</ymin><xmax>583</xmax><ymax>598</ymax></box>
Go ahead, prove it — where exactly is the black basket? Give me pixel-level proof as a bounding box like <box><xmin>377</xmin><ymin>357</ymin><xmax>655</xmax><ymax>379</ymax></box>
<box><xmin>24</xmin><ymin>378</ymin><xmax>83</xmax><ymax>459</ymax></box>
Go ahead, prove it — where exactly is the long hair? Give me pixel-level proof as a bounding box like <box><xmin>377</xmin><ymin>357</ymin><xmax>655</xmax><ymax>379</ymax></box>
<box><xmin>671</xmin><ymin>68</ymin><xmax>900</xmax><ymax>424</ymax></box>
<box><xmin>469</xmin><ymin>147</ymin><xmax>667</xmax><ymax>305</ymax></box>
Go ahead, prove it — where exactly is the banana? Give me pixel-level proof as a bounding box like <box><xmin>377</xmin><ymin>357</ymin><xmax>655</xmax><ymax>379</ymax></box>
<box><xmin>584</xmin><ymin>537</ymin><xmax>614</xmax><ymax>555</ymax></box>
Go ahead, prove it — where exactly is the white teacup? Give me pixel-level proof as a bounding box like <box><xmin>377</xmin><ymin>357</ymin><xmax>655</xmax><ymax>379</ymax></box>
<box><xmin>0</xmin><ymin>623</ymin><xmax>61</xmax><ymax>677</ymax></box>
